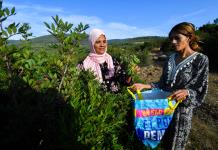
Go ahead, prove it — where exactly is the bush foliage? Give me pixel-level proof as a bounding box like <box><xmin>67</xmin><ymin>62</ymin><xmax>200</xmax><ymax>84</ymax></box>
<box><xmin>0</xmin><ymin>4</ymin><xmax>146</xmax><ymax>149</ymax></box>
<box><xmin>1</xmin><ymin>3</ymin><xmax>217</xmax><ymax>149</ymax></box>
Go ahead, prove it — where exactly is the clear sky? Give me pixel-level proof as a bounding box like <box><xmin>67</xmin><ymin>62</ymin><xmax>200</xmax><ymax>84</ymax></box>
<box><xmin>2</xmin><ymin>0</ymin><xmax>218</xmax><ymax>39</ymax></box>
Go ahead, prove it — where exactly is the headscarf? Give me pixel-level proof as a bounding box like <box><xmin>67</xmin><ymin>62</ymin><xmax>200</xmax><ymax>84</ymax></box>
<box><xmin>83</xmin><ymin>28</ymin><xmax>114</xmax><ymax>82</ymax></box>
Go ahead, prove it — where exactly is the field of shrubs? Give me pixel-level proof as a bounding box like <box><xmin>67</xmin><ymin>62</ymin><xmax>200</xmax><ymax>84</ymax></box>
<box><xmin>1</xmin><ymin>3</ymin><xmax>217</xmax><ymax>149</ymax></box>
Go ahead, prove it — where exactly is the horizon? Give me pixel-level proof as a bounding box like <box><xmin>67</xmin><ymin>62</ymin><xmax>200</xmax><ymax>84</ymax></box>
<box><xmin>9</xmin><ymin>34</ymin><xmax>167</xmax><ymax>42</ymax></box>
<box><xmin>2</xmin><ymin>0</ymin><xmax>218</xmax><ymax>40</ymax></box>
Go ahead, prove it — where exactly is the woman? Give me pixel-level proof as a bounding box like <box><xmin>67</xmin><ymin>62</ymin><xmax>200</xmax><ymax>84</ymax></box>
<box><xmin>78</xmin><ymin>28</ymin><xmax>131</xmax><ymax>93</ymax></box>
<box><xmin>133</xmin><ymin>22</ymin><xmax>209</xmax><ymax>149</ymax></box>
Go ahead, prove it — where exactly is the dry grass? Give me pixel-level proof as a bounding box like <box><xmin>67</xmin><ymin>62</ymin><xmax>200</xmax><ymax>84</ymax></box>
<box><xmin>186</xmin><ymin>117</ymin><xmax>218</xmax><ymax>150</ymax></box>
<box><xmin>205</xmin><ymin>73</ymin><xmax>218</xmax><ymax>107</ymax></box>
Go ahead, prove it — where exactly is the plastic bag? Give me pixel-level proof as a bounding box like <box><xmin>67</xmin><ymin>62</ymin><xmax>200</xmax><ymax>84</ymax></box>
<box><xmin>127</xmin><ymin>87</ymin><xmax>181</xmax><ymax>149</ymax></box>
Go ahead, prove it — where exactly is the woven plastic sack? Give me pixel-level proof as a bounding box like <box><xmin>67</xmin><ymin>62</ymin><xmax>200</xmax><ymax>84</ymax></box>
<box><xmin>127</xmin><ymin>87</ymin><xmax>181</xmax><ymax>149</ymax></box>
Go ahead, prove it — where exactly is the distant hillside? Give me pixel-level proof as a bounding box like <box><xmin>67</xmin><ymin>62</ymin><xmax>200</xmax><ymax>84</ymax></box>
<box><xmin>8</xmin><ymin>35</ymin><xmax>87</xmax><ymax>48</ymax></box>
<box><xmin>108</xmin><ymin>36</ymin><xmax>166</xmax><ymax>44</ymax></box>
<box><xmin>8</xmin><ymin>35</ymin><xmax>57</xmax><ymax>46</ymax></box>
<box><xmin>31</xmin><ymin>35</ymin><xmax>58</xmax><ymax>43</ymax></box>
<box><xmin>8</xmin><ymin>35</ymin><xmax>167</xmax><ymax>47</ymax></box>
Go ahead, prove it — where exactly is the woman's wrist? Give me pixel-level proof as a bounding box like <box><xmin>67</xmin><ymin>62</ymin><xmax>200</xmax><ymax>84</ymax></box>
<box><xmin>144</xmin><ymin>84</ymin><xmax>152</xmax><ymax>89</ymax></box>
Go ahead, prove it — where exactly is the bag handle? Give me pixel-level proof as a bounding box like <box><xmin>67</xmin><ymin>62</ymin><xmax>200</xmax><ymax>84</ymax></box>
<box><xmin>127</xmin><ymin>86</ymin><xmax>143</xmax><ymax>100</ymax></box>
<box><xmin>165</xmin><ymin>97</ymin><xmax>182</xmax><ymax>115</ymax></box>
<box><xmin>167</xmin><ymin>97</ymin><xmax>182</xmax><ymax>110</ymax></box>
<box><xmin>127</xmin><ymin>86</ymin><xmax>181</xmax><ymax>109</ymax></box>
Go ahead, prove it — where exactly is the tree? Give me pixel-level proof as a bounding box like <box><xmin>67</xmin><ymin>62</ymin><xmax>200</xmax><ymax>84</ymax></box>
<box><xmin>198</xmin><ymin>20</ymin><xmax>218</xmax><ymax>71</ymax></box>
<box><xmin>214</xmin><ymin>18</ymin><xmax>218</xmax><ymax>25</ymax></box>
<box><xmin>0</xmin><ymin>0</ymin><xmax>2</xmax><ymax>9</ymax></box>
<box><xmin>0</xmin><ymin>2</ymin><xmax>32</xmax><ymax>89</ymax></box>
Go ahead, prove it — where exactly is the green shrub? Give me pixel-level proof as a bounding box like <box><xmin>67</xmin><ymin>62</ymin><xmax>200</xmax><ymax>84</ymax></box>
<box><xmin>0</xmin><ymin>3</ymin><xmax>173</xmax><ymax>149</ymax></box>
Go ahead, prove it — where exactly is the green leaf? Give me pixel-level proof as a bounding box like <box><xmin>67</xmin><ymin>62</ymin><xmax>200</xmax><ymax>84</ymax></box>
<box><xmin>23</xmin><ymin>50</ymin><xmax>30</xmax><ymax>58</ymax></box>
<box><xmin>59</xmin><ymin>19</ymin><xmax>64</xmax><ymax>26</ymax></box>
<box><xmin>55</xmin><ymin>15</ymin><xmax>59</xmax><ymax>22</ymax></box>
<box><xmin>2</xmin><ymin>30</ymin><xmax>8</xmax><ymax>37</ymax></box>
<box><xmin>51</xmin><ymin>23</ymin><xmax>55</xmax><ymax>31</ymax></box>
<box><xmin>24</xmin><ymin>64</ymin><xmax>29</xmax><ymax>69</ymax></box>
<box><xmin>15</xmin><ymin>23</ymin><xmax>20</xmax><ymax>27</ymax></box>
<box><xmin>5</xmin><ymin>8</ymin><xmax>10</xmax><ymax>16</ymax></box>
<box><xmin>0</xmin><ymin>10</ymin><xmax>4</xmax><ymax>17</ymax></box>
<box><xmin>28</xmin><ymin>79</ymin><xmax>34</xmax><ymax>85</ymax></box>
<box><xmin>44</xmin><ymin>22</ymin><xmax>51</xmax><ymax>29</ymax></box>
<box><xmin>0</xmin><ymin>17</ymin><xmax>7</xmax><ymax>23</ymax></box>
<box><xmin>65</xmin><ymin>36</ymin><xmax>71</xmax><ymax>44</ymax></box>
<box><xmin>68</xmin><ymin>24</ymin><xmax>73</xmax><ymax>30</ymax></box>
<box><xmin>23</xmin><ymin>76</ymin><xmax>28</xmax><ymax>82</ymax></box>
<box><xmin>11</xmin><ymin>7</ymin><xmax>15</xmax><ymax>14</ymax></box>
<box><xmin>7</xmin><ymin>27</ymin><xmax>12</xmax><ymax>34</ymax></box>
<box><xmin>12</xmin><ymin>26</ymin><xmax>17</xmax><ymax>33</ymax></box>
<box><xmin>54</xmin><ymin>73</ymin><xmax>57</xmax><ymax>79</ymax></box>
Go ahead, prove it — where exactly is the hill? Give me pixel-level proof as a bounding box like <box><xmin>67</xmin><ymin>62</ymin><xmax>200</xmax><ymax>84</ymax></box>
<box><xmin>8</xmin><ymin>35</ymin><xmax>167</xmax><ymax>47</ymax></box>
<box><xmin>108</xmin><ymin>36</ymin><xmax>166</xmax><ymax>44</ymax></box>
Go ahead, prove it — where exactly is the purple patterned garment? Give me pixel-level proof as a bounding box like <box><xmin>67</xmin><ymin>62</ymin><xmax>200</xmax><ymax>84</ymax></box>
<box><xmin>100</xmin><ymin>58</ymin><xmax>131</xmax><ymax>93</ymax></box>
<box><xmin>152</xmin><ymin>52</ymin><xmax>209</xmax><ymax>150</ymax></box>
<box><xmin>79</xmin><ymin>58</ymin><xmax>131</xmax><ymax>93</ymax></box>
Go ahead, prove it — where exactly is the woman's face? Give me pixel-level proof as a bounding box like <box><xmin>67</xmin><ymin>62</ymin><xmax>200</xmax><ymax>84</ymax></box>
<box><xmin>94</xmin><ymin>34</ymin><xmax>107</xmax><ymax>55</ymax></box>
<box><xmin>169</xmin><ymin>32</ymin><xmax>190</xmax><ymax>52</ymax></box>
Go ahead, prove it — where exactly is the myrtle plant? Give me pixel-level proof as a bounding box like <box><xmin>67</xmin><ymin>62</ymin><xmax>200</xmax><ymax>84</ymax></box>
<box><xmin>44</xmin><ymin>15</ymin><xmax>89</xmax><ymax>92</ymax></box>
<box><xmin>0</xmin><ymin>4</ymin><xmax>32</xmax><ymax>90</ymax></box>
<box><xmin>44</xmin><ymin>15</ymin><xmax>89</xmax><ymax>54</ymax></box>
<box><xmin>0</xmin><ymin>2</ymin><xmax>144</xmax><ymax>149</ymax></box>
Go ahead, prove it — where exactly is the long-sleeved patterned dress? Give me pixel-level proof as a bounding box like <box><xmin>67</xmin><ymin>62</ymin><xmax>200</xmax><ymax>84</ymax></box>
<box><xmin>152</xmin><ymin>52</ymin><xmax>209</xmax><ymax>150</ymax></box>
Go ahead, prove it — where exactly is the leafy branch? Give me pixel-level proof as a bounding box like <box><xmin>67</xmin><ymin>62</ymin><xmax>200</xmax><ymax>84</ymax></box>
<box><xmin>44</xmin><ymin>15</ymin><xmax>89</xmax><ymax>91</ymax></box>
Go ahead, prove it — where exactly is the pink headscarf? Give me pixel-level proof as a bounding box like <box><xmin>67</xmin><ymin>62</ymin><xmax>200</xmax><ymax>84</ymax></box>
<box><xmin>83</xmin><ymin>28</ymin><xmax>114</xmax><ymax>82</ymax></box>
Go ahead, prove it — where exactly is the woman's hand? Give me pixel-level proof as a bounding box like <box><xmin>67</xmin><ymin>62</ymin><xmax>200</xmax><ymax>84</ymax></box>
<box><xmin>132</xmin><ymin>83</ymin><xmax>152</xmax><ymax>91</ymax></box>
<box><xmin>169</xmin><ymin>89</ymin><xmax>189</xmax><ymax>102</ymax></box>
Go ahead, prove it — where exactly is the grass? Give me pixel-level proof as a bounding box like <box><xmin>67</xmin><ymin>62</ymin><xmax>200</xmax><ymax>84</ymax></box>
<box><xmin>186</xmin><ymin>117</ymin><xmax>218</xmax><ymax>150</ymax></box>
<box><xmin>205</xmin><ymin>72</ymin><xmax>218</xmax><ymax>107</ymax></box>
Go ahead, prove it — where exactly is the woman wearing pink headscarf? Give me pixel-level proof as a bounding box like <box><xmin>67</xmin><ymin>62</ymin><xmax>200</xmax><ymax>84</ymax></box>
<box><xmin>78</xmin><ymin>28</ymin><xmax>131</xmax><ymax>92</ymax></box>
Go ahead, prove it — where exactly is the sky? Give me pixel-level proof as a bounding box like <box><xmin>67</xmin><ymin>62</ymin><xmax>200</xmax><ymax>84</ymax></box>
<box><xmin>2</xmin><ymin>0</ymin><xmax>218</xmax><ymax>40</ymax></box>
